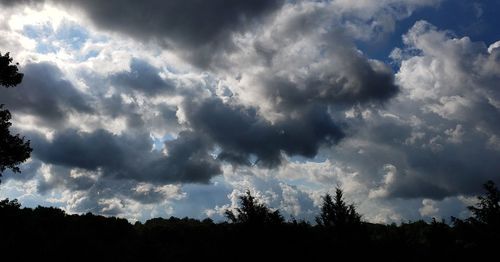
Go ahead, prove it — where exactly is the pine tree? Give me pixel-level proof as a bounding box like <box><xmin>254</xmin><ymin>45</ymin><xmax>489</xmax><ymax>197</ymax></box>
<box><xmin>316</xmin><ymin>187</ymin><xmax>361</xmax><ymax>228</ymax></box>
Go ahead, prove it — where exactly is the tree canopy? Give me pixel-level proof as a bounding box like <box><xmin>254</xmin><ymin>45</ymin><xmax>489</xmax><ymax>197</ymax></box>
<box><xmin>0</xmin><ymin>52</ymin><xmax>32</xmax><ymax>178</ymax></box>
<box><xmin>225</xmin><ymin>190</ymin><xmax>284</xmax><ymax>226</ymax></box>
<box><xmin>468</xmin><ymin>180</ymin><xmax>500</xmax><ymax>226</ymax></box>
<box><xmin>0</xmin><ymin>52</ymin><xmax>23</xmax><ymax>87</ymax></box>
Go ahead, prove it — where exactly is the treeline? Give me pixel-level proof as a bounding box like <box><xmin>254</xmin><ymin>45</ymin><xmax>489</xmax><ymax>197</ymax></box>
<box><xmin>0</xmin><ymin>181</ymin><xmax>499</xmax><ymax>261</ymax></box>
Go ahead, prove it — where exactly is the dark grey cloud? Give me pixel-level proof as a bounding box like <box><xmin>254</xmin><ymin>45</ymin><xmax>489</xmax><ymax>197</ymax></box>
<box><xmin>184</xmin><ymin>98</ymin><xmax>344</xmax><ymax>167</ymax></box>
<box><xmin>157</xmin><ymin>104</ymin><xmax>181</xmax><ymax>130</ymax></box>
<box><xmin>147</xmin><ymin>131</ymin><xmax>221</xmax><ymax>184</ymax></box>
<box><xmin>94</xmin><ymin>94</ymin><xmax>146</xmax><ymax>129</ymax></box>
<box><xmin>1</xmin><ymin>0</ymin><xmax>285</xmax><ymax>67</ymax></box>
<box><xmin>32</xmin><ymin>129</ymin><xmax>137</xmax><ymax>171</ymax></box>
<box><xmin>394</xmin><ymin>138</ymin><xmax>500</xmax><ymax>199</ymax></box>
<box><xmin>64</xmin><ymin>0</ymin><xmax>283</xmax><ymax>43</ymax></box>
<box><xmin>0</xmin><ymin>62</ymin><xmax>94</xmax><ymax>127</ymax></box>
<box><xmin>0</xmin><ymin>159</ymin><xmax>42</xmax><ymax>182</ymax></box>
<box><xmin>330</xmin><ymin>109</ymin><xmax>500</xmax><ymax>201</ymax></box>
<box><xmin>56</xmin><ymin>0</ymin><xmax>284</xmax><ymax>68</ymax></box>
<box><xmin>111</xmin><ymin>58</ymin><xmax>175</xmax><ymax>95</ymax></box>
<box><xmin>30</xmin><ymin>128</ymin><xmax>221</xmax><ymax>184</ymax></box>
<box><xmin>376</xmin><ymin>140</ymin><xmax>500</xmax><ymax>200</ymax></box>
<box><xmin>36</xmin><ymin>164</ymin><xmax>98</xmax><ymax>193</ymax></box>
<box><xmin>261</xmin><ymin>58</ymin><xmax>398</xmax><ymax>112</ymax></box>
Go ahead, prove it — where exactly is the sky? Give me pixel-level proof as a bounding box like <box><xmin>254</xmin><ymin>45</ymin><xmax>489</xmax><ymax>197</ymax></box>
<box><xmin>0</xmin><ymin>0</ymin><xmax>499</xmax><ymax>223</ymax></box>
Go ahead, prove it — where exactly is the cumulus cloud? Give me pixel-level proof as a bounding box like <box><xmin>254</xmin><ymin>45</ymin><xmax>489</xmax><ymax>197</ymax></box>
<box><xmin>204</xmin><ymin>166</ymin><xmax>318</xmax><ymax>221</ymax></box>
<box><xmin>419</xmin><ymin>199</ymin><xmax>439</xmax><ymax>217</ymax></box>
<box><xmin>327</xmin><ymin>0</ymin><xmax>443</xmax><ymax>41</ymax></box>
<box><xmin>395</xmin><ymin>20</ymin><xmax>500</xmax><ymax>170</ymax></box>
<box><xmin>215</xmin><ymin>1</ymin><xmax>404</xmax><ymax>116</ymax></box>
<box><xmin>327</xmin><ymin>20</ymin><xmax>500</xmax><ymax>201</ymax></box>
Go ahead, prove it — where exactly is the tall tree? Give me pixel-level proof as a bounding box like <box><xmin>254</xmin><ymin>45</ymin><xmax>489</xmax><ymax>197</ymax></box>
<box><xmin>316</xmin><ymin>187</ymin><xmax>361</xmax><ymax>228</ymax></box>
<box><xmin>0</xmin><ymin>52</ymin><xmax>32</xmax><ymax>178</ymax></box>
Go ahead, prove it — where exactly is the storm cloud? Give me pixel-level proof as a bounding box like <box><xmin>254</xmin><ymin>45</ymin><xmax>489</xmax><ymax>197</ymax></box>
<box><xmin>259</xmin><ymin>58</ymin><xmax>398</xmax><ymax>111</ymax></box>
<box><xmin>111</xmin><ymin>58</ymin><xmax>175</xmax><ymax>95</ymax></box>
<box><xmin>31</xmin><ymin>129</ymin><xmax>221</xmax><ymax>184</ymax></box>
<box><xmin>52</xmin><ymin>0</ymin><xmax>284</xmax><ymax>68</ymax></box>
<box><xmin>184</xmin><ymin>98</ymin><xmax>344</xmax><ymax>167</ymax></box>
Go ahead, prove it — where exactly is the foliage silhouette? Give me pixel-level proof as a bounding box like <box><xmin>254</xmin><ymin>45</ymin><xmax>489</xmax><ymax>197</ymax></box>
<box><xmin>467</xmin><ymin>180</ymin><xmax>500</xmax><ymax>226</ymax></box>
<box><xmin>316</xmin><ymin>187</ymin><xmax>361</xmax><ymax>228</ymax></box>
<box><xmin>0</xmin><ymin>106</ymin><xmax>32</xmax><ymax>175</ymax></box>
<box><xmin>1</xmin><ymin>182</ymin><xmax>499</xmax><ymax>261</ymax></box>
<box><xmin>0</xmin><ymin>53</ymin><xmax>23</xmax><ymax>87</ymax></box>
<box><xmin>447</xmin><ymin>180</ymin><xmax>500</xmax><ymax>262</ymax></box>
<box><xmin>225</xmin><ymin>190</ymin><xmax>284</xmax><ymax>226</ymax></box>
<box><xmin>0</xmin><ymin>198</ymin><xmax>21</xmax><ymax>210</ymax></box>
<box><xmin>0</xmin><ymin>52</ymin><xmax>32</xmax><ymax>178</ymax></box>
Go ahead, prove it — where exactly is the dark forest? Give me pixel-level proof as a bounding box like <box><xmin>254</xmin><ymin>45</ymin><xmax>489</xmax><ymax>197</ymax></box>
<box><xmin>1</xmin><ymin>181</ymin><xmax>499</xmax><ymax>261</ymax></box>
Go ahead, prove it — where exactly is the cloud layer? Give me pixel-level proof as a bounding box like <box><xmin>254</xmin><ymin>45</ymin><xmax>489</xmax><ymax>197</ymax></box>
<box><xmin>0</xmin><ymin>0</ymin><xmax>498</xmax><ymax>223</ymax></box>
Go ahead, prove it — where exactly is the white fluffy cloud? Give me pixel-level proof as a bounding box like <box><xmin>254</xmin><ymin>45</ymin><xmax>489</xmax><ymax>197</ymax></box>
<box><xmin>324</xmin><ymin>20</ymin><xmax>500</xmax><ymax>203</ymax></box>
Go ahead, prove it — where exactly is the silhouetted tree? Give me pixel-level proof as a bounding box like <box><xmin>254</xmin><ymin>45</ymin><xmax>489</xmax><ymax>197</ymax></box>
<box><xmin>225</xmin><ymin>190</ymin><xmax>284</xmax><ymax>226</ymax></box>
<box><xmin>0</xmin><ymin>198</ymin><xmax>21</xmax><ymax>211</ymax></box>
<box><xmin>0</xmin><ymin>52</ymin><xmax>23</xmax><ymax>87</ymax></box>
<box><xmin>426</xmin><ymin>217</ymin><xmax>453</xmax><ymax>251</ymax></box>
<box><xmin>316</xmin><ymin>187</ymin><xmax>361</xmax><ymax>228</ymax></box>
<box><xmin>450</xmin><ymin>180</ymin><xmax>500</xmax><ymax>259</ymax></box>
<box><xmin>1</xmin><ymin>106</ymin><xmax>32</xmax><ymax>174</ymax></box>
<box><xmin>468</xmin><ymin>180</ymin><xmax>500</xmax><ymax>227</ymax></box>
<box><xmin>0</xmin><ymin>52</ymin><xmax>31</xmax><ymax>178</ymax></box>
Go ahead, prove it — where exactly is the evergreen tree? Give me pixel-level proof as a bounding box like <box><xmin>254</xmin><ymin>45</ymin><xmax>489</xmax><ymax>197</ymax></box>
<box><xmin>316</xmin><ymin>187</ymin><xmax>361</xmax><ymax>228</ymax></box>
